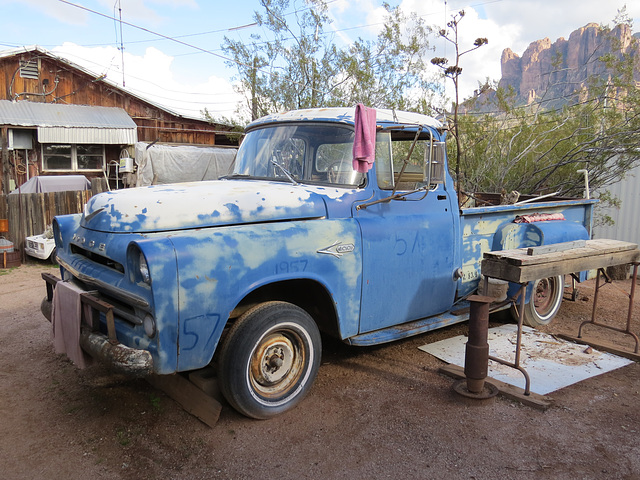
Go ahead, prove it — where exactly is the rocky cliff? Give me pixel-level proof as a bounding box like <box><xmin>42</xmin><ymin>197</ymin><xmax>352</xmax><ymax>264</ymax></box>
<box><xmin>471</xmin><ymin>23</ymin><xmax>640</xmax><ymax>110</ymax></box>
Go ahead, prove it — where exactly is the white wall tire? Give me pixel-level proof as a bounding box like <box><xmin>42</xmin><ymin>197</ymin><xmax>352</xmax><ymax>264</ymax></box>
<box><xmin>511</xmin><ymin>275</ymin><xmax>564</xmax><ymax>327</ymax></box>
<box><xmin>218</xmin><ymin>301</ymin><xmax>321</xmax><ymax>419</ymax></box>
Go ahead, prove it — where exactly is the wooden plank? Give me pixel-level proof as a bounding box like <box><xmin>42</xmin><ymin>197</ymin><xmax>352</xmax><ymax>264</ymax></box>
<box><xmin>147</xmin><ymin>373</ymin><xmax>223</xmax><ymax>428</ymax></box>
<box><xmin>555</xmin><ymin>334</ymin><xmax>640</xmax><ymax>362</ymax></box>
<box><xmin>527</xmin><ymin>240</ymin><xmax>586</xmax><ymax>256</ymax></box>
<box><xmin>482</xmin><ymin>248</ymin><xmax>640</xmax><ymax>283</ymax></box>
<box><xmin>438</xmin><ymin>364</ymin><xmax>552</xmax><ymax>410</ymax></box>
<box><xmin>485</xmin><ymin>239</ymin><xmax>638</xmax><ymax>267</ymax></box>
<box><xmin>188</xmin><ymin>367</ymin><xmax>222</xmax><ymax>400</ymax></box>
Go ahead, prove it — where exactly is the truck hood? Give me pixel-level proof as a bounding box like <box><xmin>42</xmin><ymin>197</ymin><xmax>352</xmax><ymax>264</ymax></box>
<box><xmin>81</xmin><ymin>180</ymin><xmax>328</xmax><ymax>233</ymax></box>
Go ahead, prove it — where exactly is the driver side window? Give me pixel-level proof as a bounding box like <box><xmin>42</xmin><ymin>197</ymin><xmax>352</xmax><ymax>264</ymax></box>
<box><xmin>316</xmin><ymin>142</ymin><xmax>365</xmax><ymax>186</ymax></box>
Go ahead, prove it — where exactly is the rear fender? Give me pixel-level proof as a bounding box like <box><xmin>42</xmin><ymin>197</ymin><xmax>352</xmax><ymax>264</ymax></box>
<box><xmin>492</xmin><ymin>220</ymin><xmax>590</xmax><ymax>301</ymax></box>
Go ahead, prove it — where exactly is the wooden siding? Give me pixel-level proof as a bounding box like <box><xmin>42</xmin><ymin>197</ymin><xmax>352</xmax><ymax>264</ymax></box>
<box><xmin>0</xmin><ymin>51</ymin><xmax>235</xmax><ymax>146</ymax></box>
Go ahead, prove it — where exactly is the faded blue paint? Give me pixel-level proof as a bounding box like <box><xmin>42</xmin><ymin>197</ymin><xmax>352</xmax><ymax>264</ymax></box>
<box><xmin>50</xmin><ymin>107</ymin><xmax>596</xmax><ymax>376</ymax></box>
<box><xmin>458</xmin><ymin>200</ymin><xmax>596</xmax><ymax>297</ymax></box>
<box><xmin>82</xmin><ymin>181</ymin><xmax>329</xmax><ymax>233</ymax></box>
<box><xmin>168</xmin><ymin>219</ymin><xmax>362</xmax><ymax>370</ymax></box>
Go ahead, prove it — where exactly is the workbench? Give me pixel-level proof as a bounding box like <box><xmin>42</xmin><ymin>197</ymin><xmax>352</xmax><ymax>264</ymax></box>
<box><xmin>480</xmin><ymin>239</ymin><xmax>640</xmax><ymax>396</ymax></box>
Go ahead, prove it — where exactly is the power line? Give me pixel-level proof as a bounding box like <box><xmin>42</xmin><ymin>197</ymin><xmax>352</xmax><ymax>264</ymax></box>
<box><xmin>57</xmin><ymin>0</ymin><xmax>329</xmax><ymax>98</ymax></box>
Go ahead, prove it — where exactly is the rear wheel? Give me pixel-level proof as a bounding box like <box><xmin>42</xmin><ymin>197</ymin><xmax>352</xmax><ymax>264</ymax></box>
<box><xmin>511</xmin><ymin>275</ymin><xmax>564</xmax><ymax>327</ymax></box>
<box><xmin>218</xmin><ymin>301</ymin><xmax>321</xmax><ymax>419</ymax></box>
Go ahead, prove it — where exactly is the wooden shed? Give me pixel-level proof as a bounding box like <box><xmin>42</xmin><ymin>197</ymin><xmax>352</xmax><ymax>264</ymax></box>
<box><xmin>0</xmin><ymin>45</ymin><xmax>238</xmax><ymax>194</ymax></box>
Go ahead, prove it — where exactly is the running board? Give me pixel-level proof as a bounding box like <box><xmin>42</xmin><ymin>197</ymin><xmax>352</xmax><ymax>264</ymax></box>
<box><xmin>345</xmin><ymin>309</ymin><xmax>469</xmax><ymax>347</ymax></box>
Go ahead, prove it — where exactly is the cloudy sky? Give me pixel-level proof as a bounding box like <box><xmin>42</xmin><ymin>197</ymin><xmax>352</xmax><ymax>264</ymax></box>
<box><xmin>1</xmin><ymin>0</ymin><xmax>638</xmax><ymax>121</ymax></box>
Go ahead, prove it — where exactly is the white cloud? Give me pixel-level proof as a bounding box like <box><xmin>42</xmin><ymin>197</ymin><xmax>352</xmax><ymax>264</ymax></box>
<box><xmin>51</xmin><ymin>43</ymin><xmax>242</xmax><ymax>119</ymax></box>
<box><xmin>95</xmin><ymin>0</ymin><xmax>199</xmax><ymax>25</ymax></box>
<box><xmin>0</xmin><ymin>0</ymin><xmax>88</xmax><ymax>24</ymax></box>
<box><xmin>396</xmin><ymin>0</ymin><xmax>640</xmax><ymax>103</ymax></box>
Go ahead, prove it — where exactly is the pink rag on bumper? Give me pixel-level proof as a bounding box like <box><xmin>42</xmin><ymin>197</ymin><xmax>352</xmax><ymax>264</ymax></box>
<box><xmin>52</xmin><ymin>281</ymin><xmax>93</xmax><ymax>368</ymax></box>
<box><xmin>352</xmin><ymin>104</ymin><xmax>377</xmax><ymax>173</ymax></box>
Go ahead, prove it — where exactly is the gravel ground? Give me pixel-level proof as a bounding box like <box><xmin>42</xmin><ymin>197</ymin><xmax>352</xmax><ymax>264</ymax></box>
<box><xmin>1</xmin><ymin>262</ymin><xmax>639</xmax><ymax>480</ymax></box>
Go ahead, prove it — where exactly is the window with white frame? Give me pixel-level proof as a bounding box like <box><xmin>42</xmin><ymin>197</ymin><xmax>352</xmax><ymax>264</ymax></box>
<box><xmin>42</xmin><ymin>144</ymin><xmax>105</xmax><ymax>171</ymax></box>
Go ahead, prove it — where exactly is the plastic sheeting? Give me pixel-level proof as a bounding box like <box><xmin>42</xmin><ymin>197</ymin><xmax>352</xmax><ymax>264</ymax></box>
<box><xmin>134</xmin><ymin>142</ymin><xmax>237</xmax><ymax>187</ymax></box>
<box><xmin>9</xmin><ymin>175</ymin><xmax>90</xmax><ymax>194</ymax></box>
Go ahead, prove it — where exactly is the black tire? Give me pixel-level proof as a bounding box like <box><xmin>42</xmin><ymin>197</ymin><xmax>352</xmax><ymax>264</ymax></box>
<box><xmin>49</xmin><ymin>247</ymin><xmax>57</xmax><ymax>265</ymax></box>
<box><xmin>511</xmin><ymin>275</ymin><xmax>564</xmax><ymax>327</ymax></box>
<box><xmin>218</xmin><ymin>301</ymin><xmax>321</xmax><ymax>419</ymax></box>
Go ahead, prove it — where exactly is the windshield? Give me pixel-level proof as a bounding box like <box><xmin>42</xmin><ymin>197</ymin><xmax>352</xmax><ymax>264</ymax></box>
<box><xmin>231</xmin><ymin>124</ymin><xmax>365</xmax><ymax>187</ymax></box>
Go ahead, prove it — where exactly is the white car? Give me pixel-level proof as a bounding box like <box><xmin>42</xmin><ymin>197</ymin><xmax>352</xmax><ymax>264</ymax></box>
<box><xmin>25</xmin><ymin>227</ymin><xmax>56</xmax><ymax>262</ymax></box>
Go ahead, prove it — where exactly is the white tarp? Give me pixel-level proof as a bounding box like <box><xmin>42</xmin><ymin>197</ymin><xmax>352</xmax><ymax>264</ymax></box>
<box><xmin>134</xmin><ymin>142</ymin><xmax>237</xmax><ymax>187</ymax></box>
<box><xmin>419</xmin><ymin>324</ymin><xmax>633</xmax><ymax>395</ymax></box>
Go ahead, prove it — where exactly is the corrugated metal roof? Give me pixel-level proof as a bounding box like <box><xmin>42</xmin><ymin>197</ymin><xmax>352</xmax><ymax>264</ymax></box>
<box><xmin>37</xmin><ymin>127</ymin><xmax>136</xmax><ymax>144</ymax></box>
<box><xmin>0</xmin><ymin>99</ymin><xmax>137</xmax><ymax>144</ymax></box>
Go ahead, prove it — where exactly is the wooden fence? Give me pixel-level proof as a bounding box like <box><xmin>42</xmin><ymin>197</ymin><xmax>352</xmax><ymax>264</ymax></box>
<box><xmin>0</xmin><ymin>190</ymin><xmax>93</xmax><ymax>257</ymax></box>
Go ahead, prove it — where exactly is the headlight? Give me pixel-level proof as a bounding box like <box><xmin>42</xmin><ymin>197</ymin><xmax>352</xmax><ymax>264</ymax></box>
<box><xmin>127</xmin><ymin>243</ymin><xmax>152</xmax><ymax>286</ymax></box>
<box><xmin>139</xmin><ymin>251</ymin><xmax>151</xmax><ymax>284</ymax></box>
<box><xmin>143</xmin><ymin>314</ymin><xmax>156</xmax><ymax>338</ymax></box>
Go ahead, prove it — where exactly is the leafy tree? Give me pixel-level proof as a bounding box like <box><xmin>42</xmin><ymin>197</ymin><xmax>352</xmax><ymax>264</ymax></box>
<box><xmin>221</xmin><ymin>0</ymin><xmax>437</xmax><ymax>123</ymax></box>
<box><xmin>457</xmin><ymin>19</ymin><xmax>640</xmax><ymax>215</ymax></box>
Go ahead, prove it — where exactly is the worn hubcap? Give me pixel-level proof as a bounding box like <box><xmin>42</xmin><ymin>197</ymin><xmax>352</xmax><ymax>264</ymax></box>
<box><xmin>534</xmin><ymin>278</ymin><xmax>555</xmax><ymax>316</ymax></box>
<box><xmin>250</xmin><ymin>332</ymin><xmax>304</xmax><ymax>398</ymax></box>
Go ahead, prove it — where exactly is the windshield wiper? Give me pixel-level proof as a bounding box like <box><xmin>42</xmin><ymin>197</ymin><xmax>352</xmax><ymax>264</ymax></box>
<box><xmin>270</xmin><ymin>158</ymin><xmax>299</xmax><ymax>185</ymax></box>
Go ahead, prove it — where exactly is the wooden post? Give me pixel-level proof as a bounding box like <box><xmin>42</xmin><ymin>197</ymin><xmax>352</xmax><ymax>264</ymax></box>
<box><xmin>1</xmin><ymin>127</ymin><xmax>10</xmax><ymax>195</ymax></box>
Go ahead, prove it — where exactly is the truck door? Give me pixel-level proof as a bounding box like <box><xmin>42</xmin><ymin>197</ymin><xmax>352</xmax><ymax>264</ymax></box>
<box><xmin>355</xmin><ymin>135</ymin><xmax>457</xmax><ymax>333</ymax></box>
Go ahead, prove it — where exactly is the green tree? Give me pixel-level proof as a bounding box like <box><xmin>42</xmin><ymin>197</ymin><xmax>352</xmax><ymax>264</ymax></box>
<box><xmin>221</xmin><ymin>0</ymin><xmax>437</xmax><ymax>123</ymax></box>
<box><xmin>457</xmin><ymin>20</ymin><xmax>640</xmax><ymax>212</ymax></box>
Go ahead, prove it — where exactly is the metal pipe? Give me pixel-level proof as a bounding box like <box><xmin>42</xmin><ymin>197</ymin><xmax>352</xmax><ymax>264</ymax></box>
<box><xmin>579</xmin><ymin>264</ymin><xmax>640</xmax><ymax>353</ymax></box>
<box><xmin>486</xmin><ymin>284</ymin><xmax>531</xmax><ymax>395</ymax></box>
<box><xmin>464</xmin><ymin>295</ymin><xmax>493</xmax><ymax>393</ymax></box>
<box><xmin>577</xmin><ymin>169</ymin><xmax>590</xmax><ymax>199</ymax></box>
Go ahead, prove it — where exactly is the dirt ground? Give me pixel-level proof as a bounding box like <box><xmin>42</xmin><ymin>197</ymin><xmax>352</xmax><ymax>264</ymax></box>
<box><xmin>1</xmin><ymin>262</ymin><xmax>639</xmax><ymax>480</ymax></box>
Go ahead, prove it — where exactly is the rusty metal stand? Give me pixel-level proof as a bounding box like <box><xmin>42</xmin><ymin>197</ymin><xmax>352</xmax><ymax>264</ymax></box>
<box><xmin>486</xmin><ymin>283</ymin><xmax>532</xmax><ymax>395</ymax></box>
<box><xmin>453</xmin><ymin>295</ymin><xmax>499</xmax><ymax>399</ymax></box>
<box><xmin>577</xmin><ymin>263</ymin><xmax>639</xmax><ymax>354</ymax></box>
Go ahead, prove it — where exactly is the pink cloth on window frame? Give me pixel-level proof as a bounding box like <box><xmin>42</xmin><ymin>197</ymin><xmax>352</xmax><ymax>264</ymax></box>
<box><xmin>352</xmin><ymin>104</ymin><xmax>377</xmax><ymax>173</ymax></box>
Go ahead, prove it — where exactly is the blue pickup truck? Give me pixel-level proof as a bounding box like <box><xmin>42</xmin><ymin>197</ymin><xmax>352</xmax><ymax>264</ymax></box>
<box><xmin>42</xmin><ymin>107</ymin><xmax>595</xmax><ymax>419</ymax></box>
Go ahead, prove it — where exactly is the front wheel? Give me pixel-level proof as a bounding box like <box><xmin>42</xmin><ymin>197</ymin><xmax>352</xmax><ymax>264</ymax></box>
<box><xmin>218</xmin><ymin>301</ymin><xmax>321</xmax><ymax>419</ymax></box>
<box><xmin>511</xmin><ymin>275</ymin><xmax>564</xmax><ymax>327</ymax></box>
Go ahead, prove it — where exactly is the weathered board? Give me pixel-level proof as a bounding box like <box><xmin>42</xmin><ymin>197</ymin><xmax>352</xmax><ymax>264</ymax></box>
<box><xmin>147</xmin><ymin>373</ymin><xmax>223</xmax><ymax>428</ymax></box>
<box><xmin>482</xmin><ymin>239</ymin><xmax>640</xmax><ymax>283</ymax></box>
<box><xmin>438</xmin><ymin>364</ymin><xmax>552</xmax><ymax>410</ymax></box>
<box><xmin>0</xmin><ymin>190</ymin><xmax>92</xmax><ymax>252</ymax></box>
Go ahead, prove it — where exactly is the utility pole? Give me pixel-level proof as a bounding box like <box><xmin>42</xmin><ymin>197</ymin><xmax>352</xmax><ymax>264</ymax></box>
<box><xmin>250</xmin><ymin>57</ymin><xmax>258</xmax><ymax>121</ymax></box>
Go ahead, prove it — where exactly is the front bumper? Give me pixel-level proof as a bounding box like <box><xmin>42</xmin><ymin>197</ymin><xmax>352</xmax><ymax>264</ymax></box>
<box><xmin>41</xmin><ymin>272</ymin><xmax>153</xmax><ymax>376</ymax></box>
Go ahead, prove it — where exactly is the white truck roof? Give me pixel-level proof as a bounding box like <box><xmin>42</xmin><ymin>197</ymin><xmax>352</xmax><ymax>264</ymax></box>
<box><xmin>248</xmin><ymin>107</ymin><xmax>442</xmax><ymax>130</ymax></box>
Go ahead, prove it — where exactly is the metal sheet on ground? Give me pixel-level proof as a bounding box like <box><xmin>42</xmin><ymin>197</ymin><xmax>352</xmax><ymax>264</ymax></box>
<box><xmin>419</xmin><ymin>325</ymin><xmax>633</xmax><ymax>395</ymax></box>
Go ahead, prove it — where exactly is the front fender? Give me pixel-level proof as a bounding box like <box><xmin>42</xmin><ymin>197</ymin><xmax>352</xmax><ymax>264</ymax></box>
<box><xmin>168</xmin><ymin>219</ymin><xmax>363</xmax><ymax>371</ymax></box>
